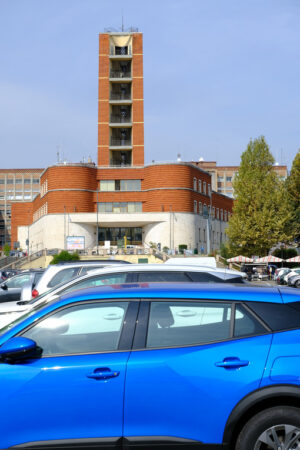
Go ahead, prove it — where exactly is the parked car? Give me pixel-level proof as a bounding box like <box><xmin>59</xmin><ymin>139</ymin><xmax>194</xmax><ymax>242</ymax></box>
<box><xmin>288</xmin><ymin>273</ymin><xmax>300</xmax><ymax>288</ymax></box>
<box><xmin>0</xmin><ymin>263</ymin><xmax>247</xmax><ymax>327</ymax></box>
<box><xmin>276</xmin><ymin>268</ymin><xmax>292</xmax><ymax>284</ymax></box>
<box><xmin>0</xmin><ymin>283</ymin><xmax>300</xmax><ymax>449</ymax></box>
<box><xmin>0</xmin><ymin>269</ymin><xmax>21</xmax><ymax>281</ymax></box>
<box><xmin>0</xmin><ymin>270</ymin><xmax>44</xmax><ymax>304</ymax></box>
<box><xmin>29</xmin><ymin>259</ymin><xmax>131</xmax><ymax>299</ymax></box>
<box><xmin>283</xmin><ymin>267</ymin><xmax>300</xmax><ymax>285</ymax></box>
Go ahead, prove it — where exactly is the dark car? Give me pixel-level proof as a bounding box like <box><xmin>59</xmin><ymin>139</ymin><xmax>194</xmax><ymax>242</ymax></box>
<box><xmin>0</xmin><ymin>270</ymin><xmax>44</xmax><ymax>303</ymax></box>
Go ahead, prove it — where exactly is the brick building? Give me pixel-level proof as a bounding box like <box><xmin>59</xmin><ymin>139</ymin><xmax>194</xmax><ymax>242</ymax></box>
<box><xmin>192</xmin><ymin>161</ymin><xmax>288</xmax><ymax>198</ymax></box>
<box><xmin>11</xmin><ymin>31</ymin><xmax>233</xmax><ymax>254</ymax></box>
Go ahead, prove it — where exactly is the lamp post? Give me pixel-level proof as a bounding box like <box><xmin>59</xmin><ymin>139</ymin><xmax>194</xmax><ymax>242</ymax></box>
<box><xmin>96</xmin><ymin>190</ymin><xmax>99</xmax><ymax>255</ymax></box>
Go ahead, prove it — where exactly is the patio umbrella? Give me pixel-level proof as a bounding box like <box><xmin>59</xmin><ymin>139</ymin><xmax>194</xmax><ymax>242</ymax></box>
<box><xmin>227</xmin><ymin>255</ymin><xmax>253</xmax><ymax>263</ymax></box>
<box><xmin>285</xmin><ymin>255</ymin><xmax>300</xmax><ymax>263</ymax></box>
<box><xmin>255</xmin><ymin>255</ymin><xmax>284</xmax><ymax>263</ymax></box>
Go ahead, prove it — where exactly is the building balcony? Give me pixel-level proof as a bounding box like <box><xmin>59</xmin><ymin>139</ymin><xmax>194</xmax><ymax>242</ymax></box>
<box><xmin>110</xmin><ymin>70</ymin><xmax>131</xmax><ymax>79</ymax></box>
<box><xmin>110</xmin><ymin>114</ymin><xmax>132</xmax><ymax>125</ymax></box>
<box><xmin>110</xmin><ymin>138</ymin><xmax>132</xmax><ymax>147</ymax></box>
<box><xmin>110</xmin><ymin>92</ymin><xmax>131</xmax><ymax>101</ymax></box>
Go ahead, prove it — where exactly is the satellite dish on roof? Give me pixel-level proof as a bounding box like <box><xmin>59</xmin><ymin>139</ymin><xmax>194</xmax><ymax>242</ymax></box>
<box><xmin>199</xmin><ymin>157</ymin><xmax>204</xmax><ymax>162</ymax></box>
<box><xmin>177</xmin><ymin>153</ymin><xmax>181</xmax><ymax>162</ymax></box>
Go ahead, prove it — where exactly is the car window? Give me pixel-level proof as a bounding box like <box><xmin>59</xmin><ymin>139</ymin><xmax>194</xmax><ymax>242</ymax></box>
<box><xmin>146</xmin><ymin>301</ymin><xmax>232</xmax><ymax>348</ymax></box>
<box><xmin>80</xmin><ymin>265</ymin><xmax>107</xmax><ymax>275</ymax></box>
<box><xmin>62</xmin><ymin>273</ymin><xmax>129</xmax><ymax>294</ymax></box>
<box><xmin>186</xmin><ymin>272</ymin><xmax>223</xmax><ymax>282</ymax></box>
<box><xmin>33</xmin><ymin>272</ymin><xmax>44</xmax><ymax>284</ymax></box>
<box><xmin>47</xmin><ymin>268</ymin><xmax>80</xmax><ymax>288</ymax></box>
<box><xmin>5</xmin><ymin>274</ymin><xmax>32</xmax><ymax>288</ymax></box>
<box><xmin>22</xmin><ymin>301</ymin><xmax>129</xmax><ymax>356</ymax></box>
<box><xmin>234</xmin><ymin>304</ymin><xmax>266</xmax><ymax>337</ymax></box>
<box><xmin>137</xmin><ymin>272</ymin><xmax>189</xmax><ymax>282</ymax></box>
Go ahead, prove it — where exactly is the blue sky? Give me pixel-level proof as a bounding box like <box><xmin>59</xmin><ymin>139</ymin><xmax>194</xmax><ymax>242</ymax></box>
<box><xmin>0</xmin><ymin>0</ymin><xmax>299</xmax><ymax>169</ymax></box>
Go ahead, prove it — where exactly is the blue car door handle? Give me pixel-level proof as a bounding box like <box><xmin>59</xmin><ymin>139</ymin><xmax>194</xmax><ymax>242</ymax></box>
<box><xmin>87</xmin><ymin>368</ymin><xmax>120</xmax><ymax>380</ymax></box>
<box><xmin>215</xmin><ymin>357</ymin><xmax>249</xmax><ymax>369</ymax></box>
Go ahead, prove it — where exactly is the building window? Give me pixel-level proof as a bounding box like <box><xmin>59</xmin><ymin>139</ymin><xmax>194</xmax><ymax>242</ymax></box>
<box><xmin>15</xmin><ymin>178</ymin><xmax>22</xmax><ymax>184</ymax></box>
<box><xmin>224</xmin><ymin>210</ymin><xmax>227</xmax><ymax>221</ymax></box>
<box><xmin>217</xmin><ymin>176</ymin><xmax>224</xmax><ymax>182</ymax></box>
<box><xmin>216</xmin><ymin>208</ymin><xmax>219</xmax><ymax>219</ymax></box>
<box><xmin>24</xmin><ymin>179</ymin><xmax>31</xmax><ymax>184</ymax></box>
<box><xmin>212</xmin><ymin>207</ymin><xmax>215</xmax><ymax>218</ymax></box>
<box><xmin>33</xmin><ymin>179</ymin><xmax>40</xmax><ymax>184</ymax></box>
<box><xmin>100</xmin><ymin>180</ymin><xmax>115</xmax><ymax>191</ymax></box>
<box><xmin>0</xmin><ymin>180</ymin><xmax>4</xmax><ymax>184</ymax></box>
<box><xmin>193</xmin><ymin>178</ymin><xmax>197</xmax><ymax>191</ymax></box>
<box><xmin>198</xmin><ymin>180</ymin><xmax>202</xmax><ymax>193</ymax></box>
<box><xmin>98</xmin><ymin>202</ymin><xmax>142</xmax><ymax>213</ymax></box>
<box><xmin>226</xmin><ymin>176</ymin><xmax>232</xmax><ymax>182</ymax></box>
<box><xmin>221</xmin><ymin>209</ymin><xmax>223</xmax><ymax>221</ymax></box>
<box><xmin>7</xmin><ymin>179</ymin><xmax>13</xmax><ymax>184</ymax></box>
<box><xmin>208</xmin><ymin>184</ymin><xmax>211</xmax><ymax>196</ymax></box>
<box><xmin>203</xmin><ymin>182</ymin><xmax>206</xmax><ymax>195</ymax></box>
<box><xmin>194</xmin><ymin>200</ymin><xmax>197</xmax><ymax>213</ymax></box>
<box><xmin>100</xmin><ymin>180</ymin><xmax>141</xmax><ymax>191</ymax></box>
<box><xmin>203</xmin><ymin>204</ymin><xmax>208</xmax><ymax>217</ymax></box>
<box><xmin>199</xmin><ymin>202</ymin><xmax>202</xmax><ymax>215</ymax></box>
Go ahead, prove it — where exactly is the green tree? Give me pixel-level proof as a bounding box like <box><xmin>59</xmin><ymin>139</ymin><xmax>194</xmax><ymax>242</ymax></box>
<box><xmin>285</xmin><ymin>150</ymin><xmax>300</xmax><ymax>243</ymax></box>
<box><xmin>50</xmin><ymin>250</ymin><xmax>80</xmax><ymax>264</ymax></box>
<box><xmin>226</xmin><ymin>136</ymin><xmax>291</xmax><ymax>256</ymax></box>
<box><xmin>3</xmin><ymin>243</ymin><xmax>10</xmax><ymax>257</ymax></box>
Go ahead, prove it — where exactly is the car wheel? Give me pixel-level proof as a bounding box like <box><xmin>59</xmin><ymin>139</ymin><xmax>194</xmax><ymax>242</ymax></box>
<box><xmin>295</xmin><ymin>280</ymin><xmax>300</xmax><ymax>289</ymax></box>
<box><xmin>236</xmin><ymin>407</ymin><xmax>300</xmax><ymax>450</ymax></box>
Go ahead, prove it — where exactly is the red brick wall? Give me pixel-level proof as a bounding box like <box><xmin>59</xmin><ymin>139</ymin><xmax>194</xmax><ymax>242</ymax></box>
<box><xmin>11</xmin><ymin>203</ymin><xmax>33</xmax><ymax>246</ymax></box>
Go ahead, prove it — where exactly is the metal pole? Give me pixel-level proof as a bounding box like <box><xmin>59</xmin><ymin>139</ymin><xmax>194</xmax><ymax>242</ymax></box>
<box><xmin>64</xmin><ymin>205</ymin><xmax>66</xmax><ymax>250</ymax></box>
<box><xmin>96</xmin><ymin>190</ymin><xmax>99</xmax><ymax>255</ymax></box>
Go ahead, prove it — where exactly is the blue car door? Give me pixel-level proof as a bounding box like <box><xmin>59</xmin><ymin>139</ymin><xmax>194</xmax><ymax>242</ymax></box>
<box><xmin>124</xmin><ymin>300</ymin><xmax>272</xmax><ymax>446</ymax></box>
<box><xmin>0</xmin><ymin>300</ymin><xmax>138</xmax><ymax>449</ymax></box>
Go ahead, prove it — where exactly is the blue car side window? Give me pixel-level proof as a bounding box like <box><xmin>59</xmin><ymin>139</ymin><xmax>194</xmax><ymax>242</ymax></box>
<box><xmin>22</xmin><ymin>301</ymin><xmax>128</xmax><ymax>356</ymax></box>
<box><xmin>147</xmin><ymin>301</ymin><xmax>232</xmax><ymax>348</ymax></box>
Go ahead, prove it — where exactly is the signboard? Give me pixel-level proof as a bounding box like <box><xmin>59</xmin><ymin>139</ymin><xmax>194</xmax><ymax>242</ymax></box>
<box><xmin>66</xmin><ymin>236</ymin><xmax>85</xmax><ymax>251</ymax></box>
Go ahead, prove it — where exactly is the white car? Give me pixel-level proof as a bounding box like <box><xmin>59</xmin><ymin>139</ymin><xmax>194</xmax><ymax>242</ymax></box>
<box><xmin>0</xmin><ymin>263</ymin><xmax>246</xmax><ymax>328</ymax></box>
<box><xmin>284</xmin><ymin>268</ymin><xmax>300</xmax><ymax>284</ymax></box>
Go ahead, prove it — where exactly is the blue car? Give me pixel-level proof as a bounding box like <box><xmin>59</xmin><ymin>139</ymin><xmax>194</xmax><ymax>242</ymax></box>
<box><xmin>1</xmin><ymin>283</ymin><xmax>300</xmax><ymax>449</ymax></box>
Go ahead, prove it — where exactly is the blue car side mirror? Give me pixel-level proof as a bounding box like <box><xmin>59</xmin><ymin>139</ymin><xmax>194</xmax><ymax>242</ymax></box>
<box><xmin>0</xmin><ymin>337</ymin><xmax>38</xmax><ymax>362</ymax></box>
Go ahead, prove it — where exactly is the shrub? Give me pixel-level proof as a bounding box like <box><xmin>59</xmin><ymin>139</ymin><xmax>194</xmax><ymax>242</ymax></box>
<box><xmin>50</xmin><ymin>250</ymin><xmax>80</xmax><ymax>265</ymax></box>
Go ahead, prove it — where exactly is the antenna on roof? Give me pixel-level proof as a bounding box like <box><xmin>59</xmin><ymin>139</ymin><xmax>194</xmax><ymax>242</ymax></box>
<box><xmin>121</xmin><ymin>9</ymin><xmax>124</xmax><ymax>32</ymax></box>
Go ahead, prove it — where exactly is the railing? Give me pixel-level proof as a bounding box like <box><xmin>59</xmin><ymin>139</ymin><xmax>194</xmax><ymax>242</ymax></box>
<box><xmin>110</xmin><ymin>70</ymin><xmax>131</xmax><ymax>78</ymax></box>
<box><xmin>110</xmin><ymin>114</ymin><xmax>132</xmax><ymax>123</ymax></box>
<box><xmin>110</xmin><ymin>138</ymin><xmax>132</xmax><ymax>146</ymax></box>
<box><xmin>110</xmin><ymin>92</ymin><xmax>131</xmax><ymax>101</ymax></box>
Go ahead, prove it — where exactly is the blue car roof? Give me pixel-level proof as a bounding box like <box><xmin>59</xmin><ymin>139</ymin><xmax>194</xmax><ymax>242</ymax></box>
<box><xmin>57</xmin><ymin>282</ymin><xmax>300</xmax><ymax>305</ymax></box>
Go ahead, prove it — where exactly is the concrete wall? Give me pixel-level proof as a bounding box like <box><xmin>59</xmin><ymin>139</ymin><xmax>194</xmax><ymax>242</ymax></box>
<box><xmin>19</xmin><ymin>211</ymin><xmax>229</xmax><ymax>255</ymax></box>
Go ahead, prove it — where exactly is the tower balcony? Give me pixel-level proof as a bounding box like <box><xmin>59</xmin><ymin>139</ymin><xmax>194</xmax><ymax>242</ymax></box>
<box><xmin>110</xmin><ymin>138</ymin><xmax>132</xmax><ymax>147</ymax></box>
<box><xmin>110</xmin><ymin>70</ymin><xmax>131</xmax><ymax>79</ymax></box>
<box><xmin>110</xmin><ymin>114</ymin><xmax>132</xmax><ymax>125</ymax></box>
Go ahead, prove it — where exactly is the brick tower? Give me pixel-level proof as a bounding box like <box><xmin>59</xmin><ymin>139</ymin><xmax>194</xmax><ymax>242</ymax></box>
<box><xmin>98</xmin><ymin>32</ymin><xmax>144</xmax><ymax>167</ymax></box>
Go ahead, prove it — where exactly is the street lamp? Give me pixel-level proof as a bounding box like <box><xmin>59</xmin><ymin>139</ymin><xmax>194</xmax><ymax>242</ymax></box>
<box><xmin>96</xmin><ymin>190</ymin><xmax>99</xmax><ymax>255</ymax></box>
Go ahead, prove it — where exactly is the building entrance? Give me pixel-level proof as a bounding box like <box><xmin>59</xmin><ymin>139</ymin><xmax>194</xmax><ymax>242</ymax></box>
<box><xmin>98</xmin><ymin>227</ymin><xmax>142</xmax><ymax>246</ymax></box>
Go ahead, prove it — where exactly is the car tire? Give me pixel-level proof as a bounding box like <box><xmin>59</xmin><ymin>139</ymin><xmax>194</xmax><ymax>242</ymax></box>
<box><xmin>235</xmin><ymin>406</ymin><xmax>300</xmax><ymax>450</ymax></box>
<box><xmin>295</xmin><ymin>280</ymin><xmax>300</xmax><ymax>289</ymax></box>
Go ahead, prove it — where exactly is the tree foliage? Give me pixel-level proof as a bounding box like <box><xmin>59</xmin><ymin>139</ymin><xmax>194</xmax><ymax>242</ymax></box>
<box><xmin>272</xmin><ymin>247</ymin><xmax>297</xmax><ymax>260</ymax></box>
<box><xmin>226</xmin><ymin>136</ymin><xmax>292</xmax><ymax>256</ymax></box>
<box><xmin>285</xmin><ymin>150</ymin><xmax>300</xmax><ymax>243</ymax></box>
<box><xmin>3</xmin><ymin>244</ymin><xmax>10</xmax><ymax>257</ymax></box>
<box><xmin>50</xmin><ymin>250</ymin><xmax>80</xmax><ymax>265</ymax></box>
